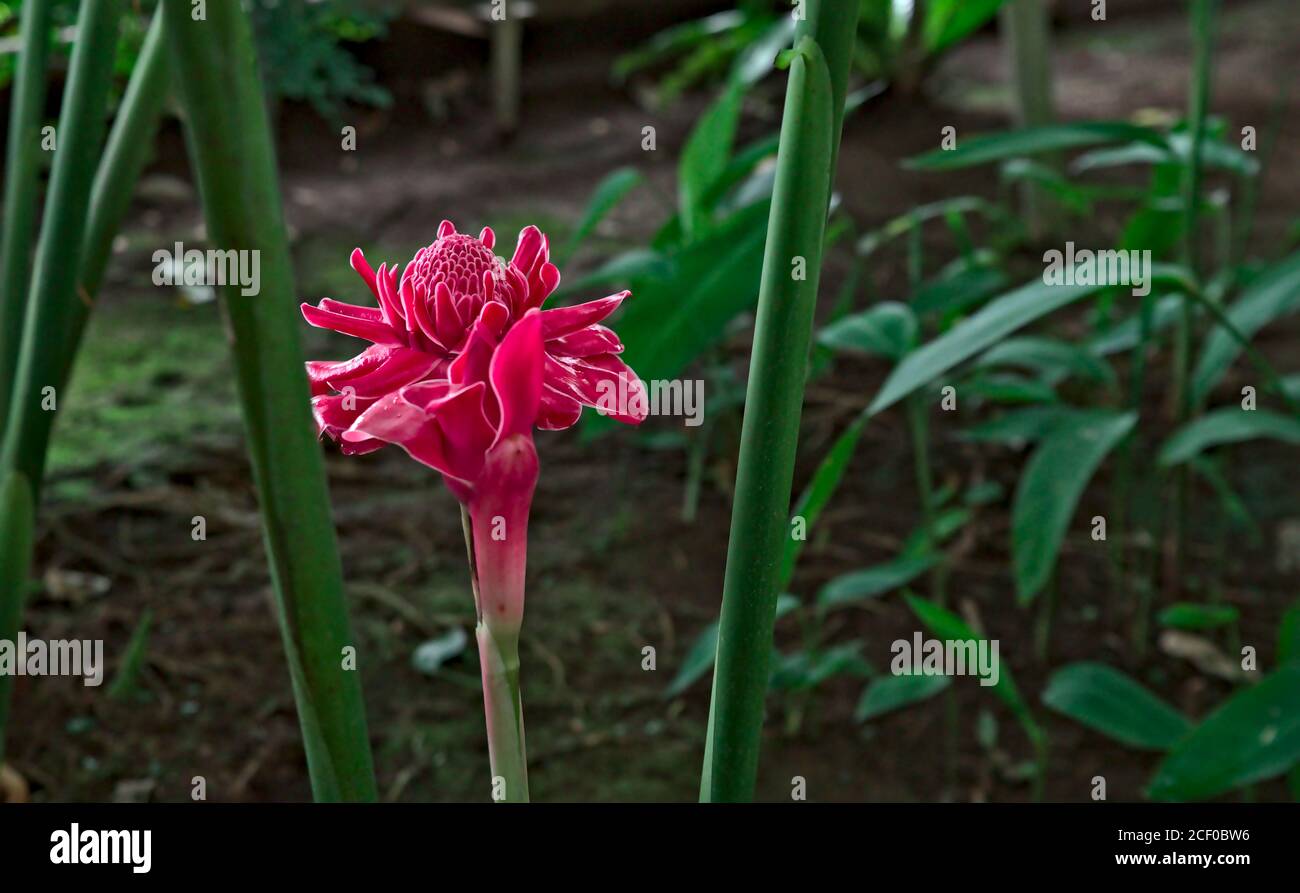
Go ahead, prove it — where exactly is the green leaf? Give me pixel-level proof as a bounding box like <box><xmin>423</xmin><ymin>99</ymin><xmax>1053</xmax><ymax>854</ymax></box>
<box><xmin>961</xmin><ymin>405</ymin><xmax>1090</xmax><ymax>445</ymax></box>
<box><xmin>1042</xmin><ymin>662</ymin><xmax>1190</xmax><ymax>751</ymax></box>
<box><xmin>1149</xmin><ymin>664</ymin><xmax>1300</xmax><ymax>801</ymax></box>
<box><xmin>665</xmin><ymin>595</ymin><xmax>801</xmax><ymax>698</ymax></box>
<box><xmin>770</xmin><ymin>641</ymin><xmax>872</xmax><ymax>692</ymax></box>
<box><xmin>728</xmin><ymin>16</ymin><xmax>796</xmax><ymax>88</ymax></box>
<box><xmin>779</xmin><ymin>413</ymin><xmax>867</xmax><ymax>587</ymax></box>
<box><xmin>612</xmin><ymin>10</ymin><xmax>745</xmax><ymax>81</ymax></box>
<box><xmin>905</xmin><ymin>122</ymin><xmax>1168</xmax><ymax>172</ymax></box>
<box><xmin>1086</xmin><ymin>294</ymin><xmax>1183</xmax><ymax>356</ymax></box>
<box><xmin>1012</xmin><ymin>410</ymin><xmax>1137</xmax><ymax>603</ymax></box>
<box><xmin>554</xmin><ymin>167</ymin><xmax>643</xmax><ymax>266</ymax></box>
<box><xmin>868</xmin><ymin>277</ymin><xmax>1106</xmax><ymax>416</ymax></box>
<box><xmin>910</xmin><ymin>263</ymin><xmax>1008</xmax><ymax>319</ymax></box>
<box><xmin>1278</xmin><ymin>607</ymin><xmax>1300</xmax><ymax>666</ymax></box>
<box><xmin>1158</xmin><ymin>603</ymin><xmax>1240</xmax><ymax>632</ymax></box>
<box><xmin>556</xmin><ymin>247</ymin><xmax>672</xmax><ymax>297</ymax></box>
<box><xmin>1188</xmin><ymin>456</ymin><xmax>1262</xmax><ymax>544</ymax></box>
<box><xmin>816</xmin><ymin>553</ymin><xmax>937</xmax><ymax>611</ymax></box>
<box><xmin>976</xmin><ymin>336</ymin><xmax>1116</xmax><ymax>387</ymax></box>
<box><xmin>1158</xmin><ymin>408</ymin><xmax>1300</xmax><ymax>467</ymax></box>
<box><xmin>1191</xmin><ymin>252</ymin><xmax>1300</xmax><ymax>404</ymax></box>
<box><xmin>905</xmin><ymin>593</ymin><xmax>1044</xmax><ymax>748</ymax></box>
<box><xmin>107</xmin><ymin>608</ymin><xmax>153</xmax><ymax>701</ymax></box>
<box><xmin>678</xmin><ymin>84</ymin><xmax>744</xmax><ymax>240</ymax></box>
<box><xmin>962</xmin><ymin>371</ymin><xmax>1059</xmax><ymax>405</ymax></box>
<box><xmin>615</xmin><ymin>199</ymin><xmax>769</xmax><ymax>385</ymax></box>
<box><xmin>923</xmin><ymin>0</ymin><xmax>1006</xmax><ymax>54</ymax></box>
<box><xmin>901</xmin><ymin>506</ymin><xmax>971</xmax><ymax>556</ymax></box>
<box><xmin>856</xmin><ymin>196</ymin><xmax>1002</xmax><ymax>257</ymax></box>
<box><xmin>855</xmin><ymin>672</ymin><xmax>950</xmax><ymax>723</ymax></box>
<box><xmin>817</xmin><ymin>301</ymin><xmax>918</xmax><ymax>362</ymax></box>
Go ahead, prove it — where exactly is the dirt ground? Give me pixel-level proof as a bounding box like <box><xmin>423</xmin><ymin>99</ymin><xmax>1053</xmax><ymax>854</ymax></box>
<box><xmin>8</xmin><ymin>0</ymin><xmax>1300</xmax><ymax>802</ymax></box>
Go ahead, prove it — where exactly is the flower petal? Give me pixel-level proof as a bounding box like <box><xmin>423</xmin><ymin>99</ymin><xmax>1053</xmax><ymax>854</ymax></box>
<box><xmin>511</xmin><ymin>225</ymin><xmax>545</xmax><ymax>275</ymax></box>
<box><xmin>302</xmin><ymin>299</ymin><xmax>403</xmax><ymax>345</ymax></box>
<box><xmin>539</xmin><ymin>291</ymin><xmax>628</xmax><ymax>339</ymax></box>
<box><xmin>545</xmin><ymin>353</ymin><xmax>646</xmax><ymax>424</ymax></box>
<box><xmin>305</xmin><ymin>344</ymin><xmax>391</xmax><ymax>396</ymax></box>
<box><xmin>350</xmin><ymin>248</ymin><xmax>379</xmax><ymax>299</ymax></box>
<box><xmin>548</xmin><ymin>324</ymin><xmax>622</xmax><ymax>357</ymax></box>
<box><xmin>490</xmin><ymin>309</ymin><xmax>543</xmax><ymax>442</ymax></box>
<box><xmin>537</xmin><ymin>385</ymin><xmax>583</xmax><ymax>430</ymax></box>
<box><xmin>339</xmin><ymin>348</ymin><xmax>442</xmax><ymax>398</ymax></box>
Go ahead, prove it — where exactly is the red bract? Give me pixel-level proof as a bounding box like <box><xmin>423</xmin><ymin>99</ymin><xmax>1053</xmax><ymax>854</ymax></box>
<box><xmin>301</xmin><ymin>220</ymin><xmax>647</xmax><ymax>625</ymax></box>
<box><xmin>301</xmin><ymin>220</ymin><xmax>646</xmax><ymax>470</ymax></box>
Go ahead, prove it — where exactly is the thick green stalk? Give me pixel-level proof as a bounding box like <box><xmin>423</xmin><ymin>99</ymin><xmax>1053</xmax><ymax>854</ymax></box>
<box><xmin>61</xmin><ymin>8</ymin><xmax>170</xmax><ymax>380</ymax></box>
<box><xmin>0</xmin><ymin>471</ymin><xmax>35</xmax><ymax>765</ymax></box>
<box><xmin>0</xmin><ymin>0</ymin><xmax>54</xmax><ymax>426</ymax></box>
<box><xmin>161</xmin><ymin>0</ymin><xmax>376</xmax><ymax>802</ymax></box>
<box><xmin>0</xmin><ymin>0</ymin><xmax>122</xmax><ymax>489</ymax></box>
<box><xmin>1000</xmin><ymin>0</ymin><xmax>1056</xmax><ymax>238</ymax></box>
<box><xmin>0</xmin><ymin>1</ymin><xmax>166</xmax><ymax>763</ymax></box>
<box><xmin>700</xmin><ymin>1</ymin><xmax>857</xmax><ymax>803</ymax></box>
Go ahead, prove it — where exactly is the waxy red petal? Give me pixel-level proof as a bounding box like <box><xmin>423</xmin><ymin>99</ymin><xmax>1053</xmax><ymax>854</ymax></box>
<box><xmin>539</xmin><ymin>291</ymin><xmax>628</xmax><ymax>340</ymax></box>
<box><xmin>490</xmin><ymin>309</ymin><xmax>543</xmax><ymax>443</ymax></box>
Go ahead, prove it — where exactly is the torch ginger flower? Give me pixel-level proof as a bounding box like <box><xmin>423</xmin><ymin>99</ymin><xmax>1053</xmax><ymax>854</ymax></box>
<box><xmin>301</xmin><ymin>221</ymin><xmax>646</xmax><ymax>801</ymax></box>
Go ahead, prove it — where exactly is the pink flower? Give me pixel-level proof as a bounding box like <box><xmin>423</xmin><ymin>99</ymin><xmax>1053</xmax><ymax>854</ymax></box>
<box><xmin>302</xmin><ymin>223</ymin><xmax>647</xmax><ymax>799</ymax></box>
<box><xmin>301</xmin><ymin>221</ymin><xmax>646</xmax><ymax>473</ymax></box>
<box><xmin>301</xmin><ymin>219</ymin><xmax>650</xmax><ymax>612</ymax></box>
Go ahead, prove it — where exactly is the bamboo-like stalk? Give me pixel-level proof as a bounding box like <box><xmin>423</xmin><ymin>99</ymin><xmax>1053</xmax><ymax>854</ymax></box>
<box><xmin>61</xmin><ymin>8</ymin><xmax>170</xmax><ymax>379</ymax></box>
<box><xmin>0</xmin><ymin>2</ymin><xmax>173</xmax><ymax>762</ymax></box>
<box><xmin>0</xmin><ymin>0</ymin><xmax>54</xmax><ymax>426</ymax></box>
<box><xmin>0</xmin><ymin>0</ymin><xmax>123</xmax><ymax>762</ymax></box>
<box><xmin>160</xmin><ymin>0</ymin><xmax>377</xmax><ymax>802</ymax></box>
<box><xmin>1000</xmin><ymin>0</ymin><xmax>1057</xmax><ymax>238</ymax></box>
<box><xmin>699</xmin><ymin>0</ymin><xmax>858</xmax><ymax>803</ymax></box>
<box><xmin>0</xmin><ymin>471</ymin><xmax>35</xmax><ymax>766</ymax></box>
<box><xmin>1</xmin><ymin>0</ymin><xmax>123</xmax><ymax>489</ymax></box>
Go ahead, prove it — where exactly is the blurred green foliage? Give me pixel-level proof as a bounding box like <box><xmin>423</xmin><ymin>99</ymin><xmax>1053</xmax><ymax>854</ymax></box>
<box><xmin>0</xmin><ymin>0</ymin><xmax>393</xmax><ymax>121</ymax></box>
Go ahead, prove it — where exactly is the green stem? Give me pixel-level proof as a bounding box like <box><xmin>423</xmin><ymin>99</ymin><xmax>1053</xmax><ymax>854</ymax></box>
<box><xmin>700</xmin><ymin>0</ymin><xmax>857</xmax><ymax>803</ymax></box>
<box><xmin>0</xmin><ymin>2</ymin><xmax>173</xmax><ymax>765</ymax></box>
<box><xmin>1034</xmin><ymin>572</ymin><xmax>1056</xmax><ymax>663</ymax></box>
<box><xmin>906</xmin><ymin>394</ymin><xmax>942</xmax><ymax>604</ymax></box>
<box><xmin>162</xmin><ymin>0</ymin><xmax>376</xmax><ymax>801</ymax></box>
<box><xmin>0</xmin><ymin>471</ymin><xmax>35</xmax><ymax>765</ymax></box>
<box><xmin>0</xmin><ymin>0</ymin><xmax>54</xmax><ymax>426</ymax></box>
<box><xmin>476</xmin><ymin>625</ymin><xmax>529</xmax><ymax>802</ymax></box>
<box><xmin>1116</xmin><ymin>289</ymin><xmax>1156</xmax><ymax>629</ymax></box>
<box><xmin>61</xmin><ymin>8</ymin><xmax>171</xmax><ymax>382</ymax></box>
<box><xmin>1000</xmin><ymin>0</ymin><xmax>1057</xmax><ymax>238</ymax></box>
<box><xmin>1167</xmin><ymin>0</ymin><xmax>1216</xmax><ymax>595</ymax></box>
<box><xmin>1</xmin><ymin>0</ymin><xmax>122</xmax><ymax>490</ymax></box>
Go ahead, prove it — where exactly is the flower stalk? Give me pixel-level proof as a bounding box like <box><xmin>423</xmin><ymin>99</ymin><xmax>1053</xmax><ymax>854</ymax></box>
<box><xmin>460</xmin><ymin>435</ymin><xmax>537</xmax><ymax>803</ymax></box>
